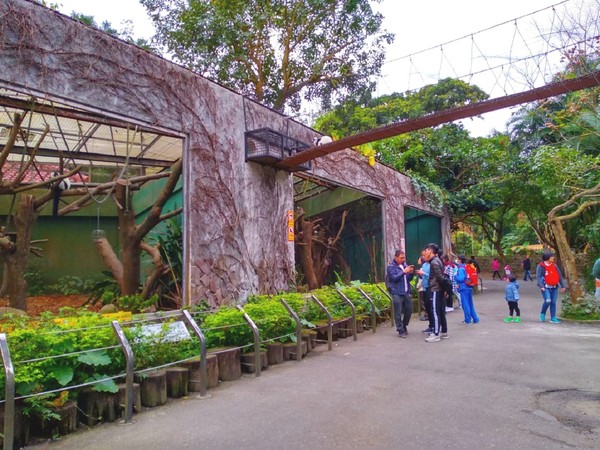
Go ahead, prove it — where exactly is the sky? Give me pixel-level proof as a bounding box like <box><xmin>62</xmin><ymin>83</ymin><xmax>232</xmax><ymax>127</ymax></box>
<box><xmin>53</xmin><ymin>0</ymin><xmax>572</xmax><ymax>136</ymax></box>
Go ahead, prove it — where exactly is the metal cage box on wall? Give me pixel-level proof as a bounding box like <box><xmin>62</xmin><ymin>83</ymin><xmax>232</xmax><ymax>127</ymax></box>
<box><xmin>245</xmin><ymin>128</ymin><xmax>311</xmax><ymax>172</ymax></box>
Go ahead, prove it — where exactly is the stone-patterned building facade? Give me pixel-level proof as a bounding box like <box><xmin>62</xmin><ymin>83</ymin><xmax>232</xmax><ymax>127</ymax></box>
<box><xmin>0</xmin><ymin>0</ymin><xmax>450</xmax><ymax>306</ymax></box>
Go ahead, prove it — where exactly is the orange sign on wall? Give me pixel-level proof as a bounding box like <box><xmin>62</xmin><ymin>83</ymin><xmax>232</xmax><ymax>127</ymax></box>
<box><xmin>287</xmin><ymin>210</ymin><xmax>294</xmax><ymax>242</ymax></box>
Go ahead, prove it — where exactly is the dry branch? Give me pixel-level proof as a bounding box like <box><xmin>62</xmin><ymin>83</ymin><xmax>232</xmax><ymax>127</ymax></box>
<box><xmin>0</xmin><ymin>113</ymin><xmax>24</xmax><ymax>169</ymax></box>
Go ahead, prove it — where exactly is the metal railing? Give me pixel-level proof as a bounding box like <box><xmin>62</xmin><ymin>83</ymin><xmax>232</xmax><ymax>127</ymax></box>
<box><xmin>0</xmin><ymin>292</ymin><xmax>386</xmax><ymax>448</ymax></box>
<box><xmin>310</xmin><ymin>295</ymin><xmax>332</xmax><ymax>351</ymax></box>
<box><xmin>357</xmin><ymin>287</ymin><xmax>378</xmax><ymax>333</ymax></box>
<box><xmin>377</xmin><ymin>284</ymin><xmax>395</xmax><ymax>327</ymax></box>
<box><xmin>335</xmin><ymin>289</ymin><xmax>357</xmax><ymax>341</ymax></box>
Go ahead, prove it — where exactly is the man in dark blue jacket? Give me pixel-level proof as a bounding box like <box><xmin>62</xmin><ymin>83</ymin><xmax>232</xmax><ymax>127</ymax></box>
<box><xmin>386</xmin><ymin>250</ymin><xmax>415</xmax><ymax>338</ymax></box>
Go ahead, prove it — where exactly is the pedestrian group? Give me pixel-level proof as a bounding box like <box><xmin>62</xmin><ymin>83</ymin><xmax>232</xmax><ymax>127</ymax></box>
<box><xmin>386</xmin><ymin>246</ymin><xmax>590</xmax><ymax>342</ymax></box>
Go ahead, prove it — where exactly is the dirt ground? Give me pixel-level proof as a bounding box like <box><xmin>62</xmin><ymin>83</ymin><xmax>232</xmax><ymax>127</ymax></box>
<box><xmin>0</xmin><ymin>294</ymin><xmax>99</xmax><ymax>317</ymax></box>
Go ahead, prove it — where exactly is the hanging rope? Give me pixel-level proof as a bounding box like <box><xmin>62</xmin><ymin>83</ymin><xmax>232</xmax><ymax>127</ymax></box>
<box><xmin>376</xmin><ymin>0</ymin><xmax>584</xmax><ymax>101</ymax></box>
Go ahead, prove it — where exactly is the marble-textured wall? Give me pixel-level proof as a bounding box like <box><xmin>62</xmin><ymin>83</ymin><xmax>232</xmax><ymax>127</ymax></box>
<box><xmin>0</xmin><ymin>0</ymin><xmax>448</xmax><ymax>306</ymax></box>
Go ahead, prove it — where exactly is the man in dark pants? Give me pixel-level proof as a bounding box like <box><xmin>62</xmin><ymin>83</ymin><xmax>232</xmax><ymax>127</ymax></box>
<box><xmin>424</xmin><ymin>243</ymin><xmax>449</xmax><ymax>342</ymax></box>
<box><xmin>386</xmin><ymin>250</ymin><xmax>415</xmax><ymax>338</ymax></box>
<box><xmin>522</xmin><ymin>254</ymin><xmax>533</xmax><ymax>281</ymax></box>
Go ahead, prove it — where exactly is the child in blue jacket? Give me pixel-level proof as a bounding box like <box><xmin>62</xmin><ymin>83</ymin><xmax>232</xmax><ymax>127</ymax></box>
<box><xmin>504</xmin><ymin>275</ymin><xmax>520</xmax><ymax>322</ymax></box>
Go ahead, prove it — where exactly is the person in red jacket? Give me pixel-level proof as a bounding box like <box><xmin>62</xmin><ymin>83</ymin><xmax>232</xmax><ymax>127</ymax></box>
<box><xmin>536</xmin><ymin>252</ymin><xmax>565</xmax><ymax>323</ymax></box>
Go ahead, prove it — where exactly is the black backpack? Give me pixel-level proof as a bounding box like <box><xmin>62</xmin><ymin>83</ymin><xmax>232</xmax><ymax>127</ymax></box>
<box><xmin>385</xmin><ymin>270</ymin><xmax>392</xmax><ymax>291</ymax></box>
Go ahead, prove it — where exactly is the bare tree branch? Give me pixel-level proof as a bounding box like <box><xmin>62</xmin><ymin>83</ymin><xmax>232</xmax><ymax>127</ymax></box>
<box><xmin>135</xmin><ymin>159</ymin><xmax>182</xmax><ymax>240</ymax></box>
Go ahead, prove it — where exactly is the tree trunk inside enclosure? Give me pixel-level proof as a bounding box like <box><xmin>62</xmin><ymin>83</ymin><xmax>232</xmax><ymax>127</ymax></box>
<box><xmin>295</xmin><ymin>208</ymin><xmax>348</xmax><ymax>291</ymax></box>
<box><xmin>5</xmin><ymin>195</ymin><xmax>38</xmax><ymax>310</ymax></box>
<box><xmin>94</xmin><ymin>237</ymin><xmax>124</xmax><ymax>287</ymax></box>
<box><xmin>115</xmin><ymin>182</ymin><xmax>142</xmax><ymax>296</ymax></box>
<box><xmin>296</xmin><ymin>214</ymin><xmax>318</xmax><ymax>290</ymax></box>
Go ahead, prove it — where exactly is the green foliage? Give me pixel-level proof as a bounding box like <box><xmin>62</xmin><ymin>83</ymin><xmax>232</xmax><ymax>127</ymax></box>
<box><xmin>358</xmin><ymin>283</ymin><xmax>390</xmax><ymax>312</ymax></box>
<box><xmin>452</xmin><ymin>231</ymin><xmax>481</xmax><ymax>257</ymax></box>
<box><xmin>69</xmin><ymin>12</ymin><xmax>158</xmax><ymax>53</ymax></box>
<box><xmin>2</xmin><ymin>310</ymin><xmax>122</xmax><ymax>401</ymax></box>
<box><xmin>243</xmin><ymin>300</ymin><xmax>296</xmax><ymax>343</ymax></box>
<box><xmin>153</xmin><ymin>219</ymin><xmax>183</xmax><ymax>306</ymax></box>
<box><xmin>86</xmin><ymin>271</ymin><xmax>121</xmax><ymax>305</ymax></box>
<box><xmin>336</xmin><ymin>286</ymin><xmax>370</xmax><ymax>315</ymax></box>
<box><xmin>315</xmin><ymin>78</ymin><xmax>488</xmax><ymax>137</ymax></box>
<box><xmin>311</xmin><ymin>286</ymin><xmax>350</xmax><ymax>319</ymax></box>
<box><xmin>408</xmin><ymin>173</ymin><xmax>445</xmax><ymax>210</ymax></box>
<box><xmin>140</xmin><ymin>0</ymin><xmax>393</xmax><ymax>112</ymax></box>
<box><xmin>201</xmin><ymin>307</ymin><xmax>253</xmax><ymax>349</ymax></box>
<box><xmin>0</xmin><ymin>283</ymin><xmax>387</xmax><ymax>402</ymax></box>
<box><xmin>100</xmin><ymin>292</ymin><xmax>159</xmax><ymax>313</ymax></box>
<box><xmin>508</xmin><ymin>76</ymin><xmax>600</xmax><ymax>255</ymax></box>
<box><xmin>21</xmin><ymin>393</ymin><xmax>61</xmax><ymax>422</ymax></box>
<box><xmin>129</xmin><ymin>320</ymin><xmax>199</xmax><ymax>370</ymax></box>
<box><xmin>25</xmin><ymin>264</ymin><xmax>46</xmax><ymax>296</ymax></box>
<box><xmin>561</xmin><ymin>294</ymin><xmax>600</xmax><ymax>320</ymax></box>
<box><xmin>48</xmin><ymin>276</ymin><xmax>95</xmax><ymax>295</ymax></box>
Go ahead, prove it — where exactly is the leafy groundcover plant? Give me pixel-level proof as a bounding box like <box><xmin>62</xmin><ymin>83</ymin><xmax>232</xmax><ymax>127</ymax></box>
<box><xmin>561</xmin><ymin>294</ymin><xmax>600</xmax><ymax>320</ymax></box>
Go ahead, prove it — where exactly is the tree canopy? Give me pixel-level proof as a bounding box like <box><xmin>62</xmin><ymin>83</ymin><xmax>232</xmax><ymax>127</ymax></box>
<box><xmin>140</xmin><ymin>0</ymin><xmax>394</xmax><ymax>112</ymax></box>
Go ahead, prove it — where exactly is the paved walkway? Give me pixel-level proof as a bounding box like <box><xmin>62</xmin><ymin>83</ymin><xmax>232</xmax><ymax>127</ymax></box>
<box><xmin>31</xmin><ymin>279</ymin><xmax>600</xmax><ymax>449</ymax></box>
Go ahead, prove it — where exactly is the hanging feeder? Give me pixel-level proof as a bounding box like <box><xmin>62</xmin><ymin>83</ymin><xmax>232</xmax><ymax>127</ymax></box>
<box><xmin>91</xmin><ymin>229</ymin><xmax>106</xmax><ymax>242</ymax></box>
<box><xmin>91</xmin><ymin>208</ymin><xmax>106</xmax><ymax>242</ymax></box>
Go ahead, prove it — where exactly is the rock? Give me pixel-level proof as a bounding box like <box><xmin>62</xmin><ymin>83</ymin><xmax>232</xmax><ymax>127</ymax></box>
<box><xmin>99</xmin><ymin>304</ymin><xmax>119</xmax><ymax>314</ymax></box>
<box><xmin>0</xmin><ymin>307</ymin><xmax>28</xmax><ymax>317</ymax></box>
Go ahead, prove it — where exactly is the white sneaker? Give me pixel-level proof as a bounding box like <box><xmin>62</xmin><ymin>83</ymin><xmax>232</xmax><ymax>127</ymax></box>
<box><xmin>445</xmin><ymin>307</ymin><xmax>454</xmax><ymax>312</ymax></box>
<box><xmin>425</xmin><ymin>334</ymin><xmax>441</xmax><ymax>343</ymax></box>
<box><xmin>441</xmin><ymin>333</ymin><xmax>450</xmax><ymax>339</ymax></box>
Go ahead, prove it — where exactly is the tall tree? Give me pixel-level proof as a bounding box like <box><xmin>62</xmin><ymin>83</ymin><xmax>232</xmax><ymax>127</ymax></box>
<box><xmin>140</xmin><ymin>0</ymin><xmax>394</xmax><ymax>112</ymax></box>
<box><xmin>69</xmin><ymin>13</ymin><xmax>157</xmax><ymax>53</ymax></box>
<box><xmin>510</xmin><ymin>87</ymin><xmax>600</xmax><ymax>301</ymax></box>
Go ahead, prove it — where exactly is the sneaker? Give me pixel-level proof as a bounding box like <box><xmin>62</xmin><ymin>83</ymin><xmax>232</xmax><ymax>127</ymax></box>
<box><xmin>514</xmin><ymin>317</ymin><xmax>521</xmax><ymax>323</ymax></box>
<box><xmin>425</xmin><ymin>334</ymin><xmax>441</xmax><ymax>343</ymax></box>
<box><xmin>440</xmin><ymin>333</ymin><xmax>450</xmax><ymax>339</ymax></box>
<box><xmin>421</xmin><ymin>327</ymin><xmax>433</xmax><ymax>333</ymax></box>
<box><xmin>540</xmin><ymin>313</ymin><xmax>546</xmax><ymax>322</ymax></box>
<box><xmin>459</xmin><ymin>320</ymin><xmax>471</xmax><ymax>324</ymax></box>
<box><xmin>445</xmin><ymin>307</ymin><xmax>454</xmax><ymax>312</ymax></box>
<box><xmin>503</xmin><ymin>317</ymin><xmax>514</xmax><ymax>323</ymax></box>
<box><xmin>550</xmin><ymin>318</ymin><xmax>561</xmax><ymax>323</ymax></box>
<box><xmin>398</xmin><ymin>332</ymin><xmax>407</xmax><ymax>338</ymax></box>
<box><xmin>419</xmin><ymin>316</ymin><xmax>428</xmax><ymax>321</ymax></box>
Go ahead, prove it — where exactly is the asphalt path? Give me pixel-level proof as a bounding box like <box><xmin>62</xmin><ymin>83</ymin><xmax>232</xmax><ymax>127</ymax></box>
<box><xmin>30</xmin><ymin>279</ymin><xmax>600</xmax><ymax>449</ymax></box>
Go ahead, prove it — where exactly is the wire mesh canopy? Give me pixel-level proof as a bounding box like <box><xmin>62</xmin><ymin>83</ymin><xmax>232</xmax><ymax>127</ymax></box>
<box><xmin>0</xmin><ymin>87</ymin><xmax>183</xmax><ymax>176</ymax></box>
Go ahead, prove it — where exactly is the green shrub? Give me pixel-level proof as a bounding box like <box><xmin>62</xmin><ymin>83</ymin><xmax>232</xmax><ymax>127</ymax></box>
<box><xmin>24</xmin><ymin>265</ymin><xmax>46</xmax><ymax>296</ymax></box>
<box><xmin>128</xmin><ymin>319</ymin><xmax>200</xmax><ymax>371</ymax></box>
<box><xmin>2</xmin><ymin>310</ymin><xmax>123</xmax><ymax>401</ymax></box>
<box><xmin>359</xmin><ymin>283</ymin><xmax>391</xmax><ymax>311</ymax></box>
<box><xmin>311</xmin><ymin>286</ymin><xmax>351</xmax><ymax>319</ymax></box>
<box><xmin>336</xmin><ymin>285</ymin><xmax>371</xmax><ymax>315</ymax></box>
<box><xmin>0</xmin><ymin>282</ymin><xmax>391</xmax><ymax>403</ymax></box>
<box><xmin>100</xmin><ymin>292</ymin><xmax>159</xmax><ymax>313</ymax></box>
<box><xmin>243</xmin><ymin>300</ymin><xmax>296</xmax><ymax>343</ymax></box>
<box><xmin>561</xmin><ymin>294</ymin><xmax>600</xmax><ymax>320</ymax></box>
<box><xmin>86</xmin><ymin>271</ymin><xmax>121</xmax><ymax>305</ymax></box>
<box><xmin>48</xmin><ymin>276</ymin><xmax>95</xmax><ymax>295</ymax></box>
<box><xmin>201</xmin><ymin>307</ymin><xmax>253</xmax><ymax>349</ymax></box>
